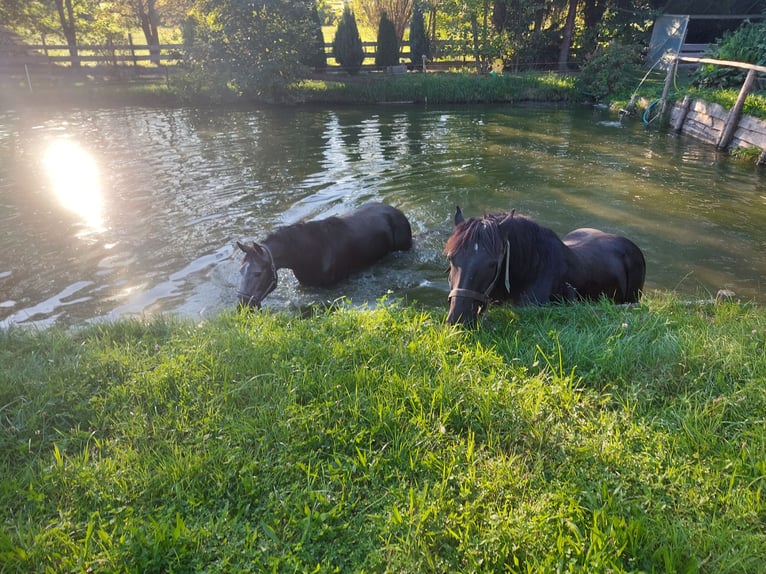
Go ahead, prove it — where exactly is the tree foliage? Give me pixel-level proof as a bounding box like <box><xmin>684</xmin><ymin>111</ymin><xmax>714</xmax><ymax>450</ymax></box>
<box><xmin>173</xmin><ymin>0</ymin><xmax>319</xmax><ymax>101</ymax></box>
<box><xmin>332</xmin><ymin>5</ymin><xmax>365</xmax><ymax>74</ymax></box>
<box><xmin>353</xmin><ymin>0</ymin><xmax>413</xmax><ymax>42</ymax></box>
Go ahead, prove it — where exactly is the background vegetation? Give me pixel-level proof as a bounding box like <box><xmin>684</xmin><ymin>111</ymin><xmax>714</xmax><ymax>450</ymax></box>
<box><xmin>1</xmin><ymin>294</ymin><xmax>765</xmax><ymax>572</ymax></box>
<box><xmin>3</xmin><ymin>1</ymin><xmax>765</xmax><ymax>103</ymax></box>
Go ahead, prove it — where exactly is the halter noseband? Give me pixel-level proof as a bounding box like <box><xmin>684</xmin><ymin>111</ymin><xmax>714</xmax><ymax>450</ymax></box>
<box><xmin>237</xmin><ymin>244</ymin><xmax>278</xmax><ymax>308</ymax></box>
<box><xmin>448</xmin><ymin>240</ymin><xmax>511</xmax><ymax>305</ymax></box>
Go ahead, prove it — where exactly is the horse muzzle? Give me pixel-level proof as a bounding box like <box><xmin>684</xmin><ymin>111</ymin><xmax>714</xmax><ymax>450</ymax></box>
<box><xmin>446</xmin><ymin>289</ymin><xmax>488</xmax><ymax>326</ymax></box>
<box><xmin>237</xmin><ymin>290</ymin><xmax>263</xmax><ymax>309</ymax></box>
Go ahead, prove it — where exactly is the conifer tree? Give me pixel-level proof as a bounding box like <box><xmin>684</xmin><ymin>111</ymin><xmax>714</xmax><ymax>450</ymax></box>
<box><xmin>332</xmin><ymin>5</ymin><xmax>365</xmax><ymax>75</ymax></box>
<box><xmin>409</xmin><ymin>4</ymin><xmax>430</xmax><ymax>68</ymax></box>
<box><xmin>375</xmin><ymin>11</ymin><xmax>399</xmax><ymax>67</ymax></box>
<box><xmin>304</xmin><ymin>4</ymin><xmax>327</xmax><ymax>69</ymax></box>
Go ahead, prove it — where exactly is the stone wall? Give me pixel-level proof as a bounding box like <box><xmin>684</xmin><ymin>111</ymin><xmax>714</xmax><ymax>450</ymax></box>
<box><xmin>669</xmin><ymin>98</ymin><xmax>766</xmax><ymax>154</ymax></box>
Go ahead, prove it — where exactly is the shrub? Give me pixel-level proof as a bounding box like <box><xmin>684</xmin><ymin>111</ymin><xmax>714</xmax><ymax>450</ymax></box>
<box><xmin>694</xmin><ymin>19</ymin><xmax>766</xmax><ymax>88</ymax></box>
<box><xmin>375</xmin><ymin>11</ymin><xmax>399</xmax><ymax>68</ymax></box>
<box><xmin>575</xmin><ymin>41</ymin><xmax>644</xmax><ymax>100</ymax></box>
<box><xmin>332</xmin><ymin>6</ymin><xmax>365</xmax><ymax>75</ymax></box>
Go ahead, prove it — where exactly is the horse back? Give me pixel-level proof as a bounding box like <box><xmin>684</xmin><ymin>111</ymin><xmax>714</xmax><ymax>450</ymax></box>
<box><xmin>344</xmin><ymin>202</ymin><xmax>413</xmax><ymax>253</ymax></box>
<box><xmin>562</xmin><ymin>228</ymin><xmax>645</xmax><ymax>303</ymax></box>
<box><xmin>294</xmin><ymin>202</ymin><xmax>412</xmax><ymax>286</ymax></box>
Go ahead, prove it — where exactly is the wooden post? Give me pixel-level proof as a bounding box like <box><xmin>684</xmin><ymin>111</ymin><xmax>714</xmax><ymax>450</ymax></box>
<box><xmin>128</xmin><ymin>33</ymin><xmax>137</xmax><ymax>66</ymax></box>
<box><xmin>717</xmin><ymin>68</ymin><xmax>757</xmax><ymax>150</ymax></box>
<box><xmin>659</xmin><ymin>59</ymin><xmax>676</xmax><ymax>118</ymax></box>
<box><xmin>673</xmin><ymin>95</ymin><xmax>692</xmax><ymax>132</ymax></box>
<box><xmin>24</xmin><ymin>64</ymin><xmax>33</xmax><ymax>94</ymax></box>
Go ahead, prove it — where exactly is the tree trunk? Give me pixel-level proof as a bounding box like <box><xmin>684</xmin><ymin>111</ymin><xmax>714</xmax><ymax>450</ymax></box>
<box><xmin>558</xmin><ymin>0</ymin><xmax>578</xmax><ymax>72</ymax></box>
<box><xmin>54</xmin><ymin>0</ymin><xmax>79</xmax><ymax>67</ymax></box>
<box><xmin>470</xmin><ymin>12</ymin><xmax>481</xmax><ymax>73</ymax></box>
<box><xmin>138</xmin><ymin>0</ymin><xmax>161</xmax><ymax>64</ymax></box>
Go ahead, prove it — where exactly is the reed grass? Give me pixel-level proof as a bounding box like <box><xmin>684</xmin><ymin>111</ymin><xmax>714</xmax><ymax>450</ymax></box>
<box><xmin>292</xmin><ymin>71</ymin><xmax>575</xmax><ymax>105</ymax></box>
<box><xmin>1</xmin><ymin>293</ymin><xmax>764</xmax><ymax>572</ymax></box>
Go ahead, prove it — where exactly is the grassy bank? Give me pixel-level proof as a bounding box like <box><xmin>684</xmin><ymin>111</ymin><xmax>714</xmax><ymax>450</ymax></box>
<box><xmin>290</xmin><ymin>71</ymin><xmax>576</xmax><ymax>105</ymax></box>
<box><xmin>0</xmin><ymin>69</ymin><xmax>576</xmax><ymax>108</ymax></box>
<box><xmin>1</xmin><ymin>294</ymin><xmax>765</xmax><ymax>572</ymax></box>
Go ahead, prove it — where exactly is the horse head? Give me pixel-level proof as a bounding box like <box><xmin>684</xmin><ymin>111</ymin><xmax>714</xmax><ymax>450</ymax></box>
<box><xmin>444</xmin><ymin>206</ymin><xmax>509</xmax><ymax>326</ymax></box>
<box><xmin>236</xmin><ymin>241</ymin><xmax>278</xmax><ymax>308</ymax></box>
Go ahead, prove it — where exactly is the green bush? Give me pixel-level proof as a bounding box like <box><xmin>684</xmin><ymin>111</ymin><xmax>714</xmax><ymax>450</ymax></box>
<box><xmin>575</xmin><ymin>42</ymin><xmax>644</xmax><ymax>100</ymax></box>
<box><xmin>694</xmin><ymin>19</ymin><xmax>766</xmax><ymax>88</ymax></box>
<box><xmin>332</xmin><ymin>6</ymin><xmax>365</xmax><ymax>75</ymax></box>
<box><xmin>375</xmin><ymin>11</ymin><xmax>399</xmax><ymax>68</ymax></box>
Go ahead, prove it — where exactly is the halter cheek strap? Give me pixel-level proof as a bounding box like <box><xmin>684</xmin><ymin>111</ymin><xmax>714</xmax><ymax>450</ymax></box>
<box><xmin>237</xmin><ymin>244</ymin><xmax>278</xmax><ymax>308</ymax></box>
<box><xmin>448</xmin><ymin>240</ymin><xmax>511</xmax><ymax>305</ymax></box>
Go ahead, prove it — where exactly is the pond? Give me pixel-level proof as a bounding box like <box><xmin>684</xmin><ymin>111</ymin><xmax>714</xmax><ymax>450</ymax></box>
<box><xmin>1</xmin><ymin>103</ymin><xmax>765</xmax><ymax>329</ymax></box>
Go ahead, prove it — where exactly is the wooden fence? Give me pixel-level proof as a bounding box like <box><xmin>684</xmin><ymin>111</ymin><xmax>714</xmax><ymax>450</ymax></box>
<box><xmin>0</xmin><ymin>38</ymin><xmax>183</xmax><ymax>69</ymax></box>
<box><xmin>662</xmin><ymin>55</ymin><xmax>766</xmax><ymax>159</ymax></box>
<box><xmin>0</xmin><ymin>35</ymin><xmax>492</xmax><ymax>75</ymax></box>
<box><xmin>0</xmin><ymin>39</ymin><xmax>456</xmax><ymax>71</ymax></box>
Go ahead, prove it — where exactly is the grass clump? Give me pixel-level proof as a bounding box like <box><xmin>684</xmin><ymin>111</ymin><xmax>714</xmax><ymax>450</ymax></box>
<box><xmin>1</xmin><ymin>293</ymin><xmax>765</xmax><ymax>572</ymax></box>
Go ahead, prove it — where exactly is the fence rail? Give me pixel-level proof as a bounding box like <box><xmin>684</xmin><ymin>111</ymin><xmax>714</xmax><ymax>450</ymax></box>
<box><xmin>1</xmin><ymin>40</ymin><xmax>474</xmax><ymax>72</ymax></box>
<box><xmin>0</xmin><ymin>41</ymin><xmax>183</xmax><ymax>68</ymax></box>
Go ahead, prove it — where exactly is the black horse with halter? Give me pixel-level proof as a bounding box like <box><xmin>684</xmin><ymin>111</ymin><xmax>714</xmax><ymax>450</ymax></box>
<box><xmin>236</xmin><ymin>242</ymin><xmax>278</xmax><ymax>308</ymax></box>
<box><xmin>236</xmin><ymin>202</ymin><xmax>413</xmax><ymax>309</ymax></box>
<box><xmin>444</xmin><ymin>206</ymin><xmax>646</xmax><ymax>326</ymax></box>
<box><xmin>448</xmin><ymin>238</ymin><xmax>510</xmax><ymax>308</ymax></box>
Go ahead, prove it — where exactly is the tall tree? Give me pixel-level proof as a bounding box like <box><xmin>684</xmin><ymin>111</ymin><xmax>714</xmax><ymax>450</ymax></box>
<box><xmin>129</xmin><ymin>0</ymin><xmax>160</xmax><ymax>62</ymax></box>
<box><xmin>53</xmin><ymin>0</ymin><xmax>79</xmax><ymax>66</ymax></box>
<box><xmin>375</xmin><ymin>10</ymin><xmax>399</xmax><ymax>66</ymax></box>
<box><xmin>558</xmin><ymin>0</ymin><xmax>578</xmax><ymax>71</ymax></box>
<box><xmin>409</xmin><ymin>3</ymin><xmax>430</xmax><ymax>67</ymax></box>
<box><xmin>332</xmin><ymin>5</ymin><xmax>365</xmax><ymax>74</ymax></box>
<box><xmin>354</xmin><ymin>0</ymin><xmax>414</xmax><ymax>43</ymax></box>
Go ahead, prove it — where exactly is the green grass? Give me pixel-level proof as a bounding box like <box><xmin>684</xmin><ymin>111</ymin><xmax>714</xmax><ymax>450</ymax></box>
<box><xmin>291</xmin><ymin>71</ymin><xmax>576</xmax><ymax>105</ymax></box>
<box><xmin>1</xmin><ymin>293</ymin><xmax>765</xmax><ymax>572</ymax></box>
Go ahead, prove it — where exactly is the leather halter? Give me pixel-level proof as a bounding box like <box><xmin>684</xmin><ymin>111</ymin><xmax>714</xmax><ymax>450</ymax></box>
<box><xmin>448</xmin><ymin>240</ymin><xmax>511</xmax><ymax>305</ymax></box>
<box><xmin>237</xmin><ymin>244</ymin><xmax>278</xmax><ymax>308</ymax></box>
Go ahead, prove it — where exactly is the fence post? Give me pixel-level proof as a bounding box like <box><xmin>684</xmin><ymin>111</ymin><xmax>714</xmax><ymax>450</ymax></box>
<box><xmin>717</xmin><ymin>68</ymin><xmax>757</xmax><ymax>150</ymax></box>
<box><xmin>128</xmin><ymin>33</ymin><xmax>137</xmax><ymax>66</ymax></box>
<box><xmin>24</xmin><ymin>64</ymin><xmax>33</xmax><ymax>94</ymax></box>
<box><xmin>673</xmin><ymin>95</ymin><xmax>692</xmax><ymax>132</ymax></box>
<box><xmin>659</xmin><ymin>59</ymin><xmax>676</xmax><ymax>118</ymax></box>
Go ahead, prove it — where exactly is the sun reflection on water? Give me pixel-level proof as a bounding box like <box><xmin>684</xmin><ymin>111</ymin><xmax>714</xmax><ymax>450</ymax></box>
<box><xmin>43</xmin><ymin>139</ymin><xmax>105</xmax><ymax>233</ymax></box>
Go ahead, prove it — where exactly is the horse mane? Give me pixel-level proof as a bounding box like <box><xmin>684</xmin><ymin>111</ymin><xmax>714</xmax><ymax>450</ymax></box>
<box><xmin>446</xmin><ymin>210</ymin><xmax>560</xmax><ymax>283</ymax></box>
<box><xmin>444</xmin><ymin>214</ymin><xmax>506</xmax><ymax>257</ymax></box>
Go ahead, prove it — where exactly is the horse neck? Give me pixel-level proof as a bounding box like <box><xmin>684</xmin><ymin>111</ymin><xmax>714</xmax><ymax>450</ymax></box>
<box><xmin>262</xmin><ymin>224</ymin><xmax>315</xmax><ymax>271</ymax></box>
<box><xmin>502</xmin><ymin>216</ymin><xmax>564</xmax><ymax>273</ymax></box>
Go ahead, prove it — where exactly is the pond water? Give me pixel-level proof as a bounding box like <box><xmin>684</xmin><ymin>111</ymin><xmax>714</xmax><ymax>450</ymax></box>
<box><xmin>1</xmin><ymin>103</ymin><xmax>765</xmax><ymax>329</ymax></box>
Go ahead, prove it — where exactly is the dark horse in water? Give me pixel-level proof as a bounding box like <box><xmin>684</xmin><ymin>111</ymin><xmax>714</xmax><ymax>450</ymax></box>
<box><xmin>445</xmin><ymin>206</ymin><xmax>646</xmax><ymax>326</ymax></box>
<box><xmin>236</xmin><ymin>202</ymin><xmax>412</xmax><ymax>307</ymax></box>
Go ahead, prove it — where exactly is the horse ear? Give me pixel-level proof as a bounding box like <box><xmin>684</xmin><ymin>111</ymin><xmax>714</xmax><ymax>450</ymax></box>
<box><xmin>236</xmin><ymin>241</ymin><xmax>262</xmax><ymax>255</ymax></box>
<box><xmin>454</xmin><ymin>206</ymin><xmax>464</xmax><ymax>226</ymax></box>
